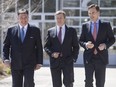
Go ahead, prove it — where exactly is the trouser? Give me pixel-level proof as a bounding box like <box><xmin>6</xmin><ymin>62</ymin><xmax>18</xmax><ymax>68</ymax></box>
<box><xmin>50</xmin><ymin>63</ymin><xmax>74</xmax><ymax>87</ymax></box>
<box><xmin>84</xmin><ymin>56</ymin><xmax>106</xmax><ymax>87</ymax></box>
<box><xmin>11</xmin><ymin>67</ymin><xmax>35</xmax><ymax>87</ymax></box>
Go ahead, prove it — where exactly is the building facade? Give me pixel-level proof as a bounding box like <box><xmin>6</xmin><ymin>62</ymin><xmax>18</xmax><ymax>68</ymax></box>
<box><xmin>0</xmin><ymin>0</ymin><xmax>116</xmax><ymax>65</ymax></box>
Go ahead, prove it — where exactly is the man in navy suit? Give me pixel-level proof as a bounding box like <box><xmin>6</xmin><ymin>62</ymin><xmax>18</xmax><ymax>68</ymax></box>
<box><xmin>44</xmin><ymin>10</ymin><xmax>79</xmax><ymax>87</ymax></box>
<box><xmin>79</xmin><ymin>4</ymin><xmax>115</xmax><ymax>87</ymax></box>
<box><xmin>3</xmin><ymin>9</ymin><xmax>43</xmax><ymax>87</ymax></box>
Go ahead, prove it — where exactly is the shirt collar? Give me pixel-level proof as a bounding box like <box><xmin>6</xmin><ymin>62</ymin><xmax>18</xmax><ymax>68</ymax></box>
<box><xmin>56</xmin><ymin>25</ymin><xmax>65</xmax><ymax>30</ymax></box>
<box><xmin>19</xmin><ymin>24</ymin><xmax>28</xmax><ymax>30</ymax></box>
<box><xmin>91</xmin><ymin>19</ymin><xmax>99</xmax><ymax>24</ymax></box>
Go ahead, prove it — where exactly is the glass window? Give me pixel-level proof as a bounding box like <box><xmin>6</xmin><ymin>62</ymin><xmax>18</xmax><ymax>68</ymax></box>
<box><xmin>3</xmin><ymin>0</ymin><xmax>15</xmax><ymax>12</ymax></box>
<box><xmin>113</xmin><ymin>19</ymin><xmax>116</xmax><ymax>26</ymax></box>
<box><xmin>100</xmin><ymin>0</ymin><xmax>116</xmax><ymax>7</ymax></box>
<box><xmin>81</xmin><ymin>11</ymin><xmax>88</xmax><ymax>16</ymax></box>
<box><xmin>31</xmin><ymin>0</ymin><xmax>42</xmax><ymax>13</ymax></box>
<box><xmin>45</xmin><ymin>15</ymin><xmax>54</xmax><ymax>20</ymax></box>
<box><xmin>63</xmin><ymin>0</ymin><xmax>80</xmax><ymax>7</ymax></box>
<box><xmin>44</xmin><ymin>0</ymin><xmax>56</xmax><ymax>12</ymax></box>
<box><xmin>113</xmin><ymin>28</ymin><xmax>116</xmax><ymax>35</ymax></box>
<box><xmin>0</xmin><ymin>1</ymin><xmax>2</xmax><ymax>12</ymax></box>
<box><xmin>44</xmin><ymin>22</ymin><xmax>55</xmax><ymax>30</ymax></box>
<box><xmin>32</xmin><ymin>15</ymin><xmax>41</xmax><ymax>20</ymax></box>
<box><xmin>4</xmin><ymin>14</ymin><xmax>16</xmax><ymax>22</ymax></box>
<box><xmin>100</xmin><ymin>9</ymin><xmax>116</xmax><ymax>17</ymax></box>
<box><xmin>44</xmin><ymin>22</ymin><xmax>55</xmax><ymax>40</ymax></box>
<box><xmin>0</xmin><ymin>16</ymin><xmax>2</xmax><ymax>24</ymax></box>
<box><xmin>64</xmin><ymin>9</ymin><xmax>80</xmax><ymax>16</ymax></box>
<box><xmin>81</xmin><ymin>0</ymin><xmax>98</xmax><ymax>9</ymax></box>
<box><xmin>66</xmin><ymin>18</ymin><xmax>80</xmax><ymax>26</ymax></box>
<box><xmin>81</xmin><ymin>18</ymin><xmax>90</xmax><ymax>24</ymax></box>
<box><xmin>17</xmin><ymin>0</ymin><xmax>29</xmax><ymax>10</ymax></box>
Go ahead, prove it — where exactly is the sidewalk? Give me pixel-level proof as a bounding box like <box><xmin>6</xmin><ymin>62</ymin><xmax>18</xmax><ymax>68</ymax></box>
<box><xmin>0</xmin><ymin>67</ymin><xmax>116</xmax><ymax>87</ymax></box>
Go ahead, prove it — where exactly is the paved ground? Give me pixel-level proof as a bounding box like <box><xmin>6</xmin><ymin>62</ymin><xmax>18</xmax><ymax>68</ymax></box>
<box><xmin>0</xmin><ymin>66</ymin><xmax>116</xmax><ymax>87</ymax></box>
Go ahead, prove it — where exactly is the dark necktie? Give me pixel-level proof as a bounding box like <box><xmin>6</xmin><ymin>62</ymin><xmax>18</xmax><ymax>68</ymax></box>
<box><xmin>20</xmin><ymin>27</ymin><xmax>25</xmax><ymax>42</ymax></box>
<box><xmin>93</xmin><ymin>22</ymin><xmax>97</xmax><ymax>41</ymax></box>
<box><xmin>58</xmin><ymin>27</ymin><xmax>62</xmax><ymax>44</ymax></box>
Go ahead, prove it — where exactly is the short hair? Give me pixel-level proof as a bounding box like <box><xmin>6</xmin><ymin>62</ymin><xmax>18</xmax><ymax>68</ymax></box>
<box><xmin>88</xmin><ymin>4</ymin><xmax>100</xmax><ymax>12</ymax></box>
<box><xmin>55</xmin><ymin>10</ymin><xmax>66</xmax><ymax>18</ymax></box>
<box><xmin>17</xmin><ymin>9</ymin><xmax>28</xmax><ymax>15</ymax></box>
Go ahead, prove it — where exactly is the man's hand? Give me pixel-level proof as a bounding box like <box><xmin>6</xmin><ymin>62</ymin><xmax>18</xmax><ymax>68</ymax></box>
<box><xmin>51</xmin><ymin>52</ymin><xmax>60</xmax><ymax>58</ymax></box>
<box><xmin>98</xmin><ymin>43</ymin><xmax>106</xmax><ymax>51</ymax></box>
<box><xmin>35</xmin><ymin>64</ymin><xmax>42</xmax><ymax>70</ymax></box>
<box><xmin>86</xmin><ymin>41</ymin><xmax>94</xmax><ymax>49</ymax></box>
<box><xmin>4</xmin><ymin>60</ymin><xmax>11</xmax><ymax>68</ymax></box>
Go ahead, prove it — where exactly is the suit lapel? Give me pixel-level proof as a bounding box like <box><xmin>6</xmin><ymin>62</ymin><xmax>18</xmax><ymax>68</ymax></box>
<box><xmin>62</xmin><ymin>25</ymin><xmax>69</xmax><ymax>45</ymax></box>
<box><xmin>16</xmin><ymin>25</ymin><xmax>20</xmax><ymax>39</ymax></box>
<box><xmin>54</xmin><ymin>26</ymin><xmax>57</xmax><ymax>38</ymax></box>
<box><xmin>11</xmin><ymin>25</ymin><xmax>22</xmax><ymax>46</ymax></box>
<box><xmin>86</xmin><ymin>22</ymin><xmax>94</xmax><ymax>41</ymax></box>
<box><xmin>96</xmin><ymin>20</ymin><xmax>102</xmax><ymax>42</ymax></box>
<box><xmin>87</xmin><ymin>21</ymin><xmax>91</xmax><ymax>33</ymax></box>
<box><xmin>53</xmin><ymin>26</ymin><xmax>62</xmax><ymax>44</ymax></box>
<box><xmin>22</xmin><ymin>24</ymin><xmax>31</xmax><ymax>43</ymax></box>
<box><xmin>16</xmin><ymin>25</ymin><xmax>22</xmax><ymax>44</ymax></box>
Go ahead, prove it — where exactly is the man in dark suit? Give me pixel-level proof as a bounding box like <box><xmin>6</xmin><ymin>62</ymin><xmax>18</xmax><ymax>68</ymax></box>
<box><xmin>44</xmin><ymin>10</ymin><xmax>79</xmax><ymax>87</ymax></box>
<box><xmin>79</xmin><ymin>4</ymin><xmax>115</xmax><ymax>87</ymax></box>
<box><xmin>3</xmin><ymin>9</ymin><xmax>43</xmax><ymax>87</ymax></box>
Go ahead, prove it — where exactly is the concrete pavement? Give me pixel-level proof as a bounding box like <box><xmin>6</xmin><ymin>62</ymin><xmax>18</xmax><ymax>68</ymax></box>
<box><xmin>0</xmin><ymin>67</ymin><xmax>116</xmax><ymax>87</ymax></box>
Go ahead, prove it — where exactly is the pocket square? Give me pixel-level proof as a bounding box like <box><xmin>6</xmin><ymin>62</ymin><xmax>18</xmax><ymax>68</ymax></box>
<box><xmin>30</xmin><ymin>37</ymin><xmax>34</xmax><ymax>38</ymax></box>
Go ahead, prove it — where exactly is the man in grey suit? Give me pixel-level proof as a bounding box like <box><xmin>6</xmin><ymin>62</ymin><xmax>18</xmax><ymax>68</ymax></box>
<box><xmin>44</xmin><ymin>10</ymin><xmax>79</xmax><ymax>87</ymax></box>
<box><xmin>3</xmin><ymin>9</ymin><xmax>43</xmax><ymax>87</ymax></box>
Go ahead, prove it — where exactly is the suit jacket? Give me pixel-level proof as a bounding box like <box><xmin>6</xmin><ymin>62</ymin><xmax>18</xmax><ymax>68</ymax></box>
<box><xmin>44</xmin><ymin>25</ymin><xmax>79</xmax><ymax>68</ymax></box>
<box><xmin>3</xmin><ymin>24</ymin><xmax>43</xmax><ymax>70</ymax></box>
<box><xmin>79</xmin><ymin>20</ymin><xmax>115</xmax><ymax>65</ymax></box>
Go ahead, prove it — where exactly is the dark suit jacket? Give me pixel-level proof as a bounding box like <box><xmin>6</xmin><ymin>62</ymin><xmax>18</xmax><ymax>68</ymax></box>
<box><xmin>44</xmin><ymin>25</ymin><xmax>79</xmax><ymax>68</ymax></box>
<box><xmin>3</xmin><ymin>24</ymin><xmax>43</xmax><ymax>70</ymax></box>
<box><xmin>79</xmin><ymin>20</ymin><xmax>115</xmax><ymax>65</ymax></box>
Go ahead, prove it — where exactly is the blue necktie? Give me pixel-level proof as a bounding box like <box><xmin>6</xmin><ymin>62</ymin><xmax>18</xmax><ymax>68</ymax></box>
<box><xmin>20</xmin><ymin>27</ymin><xmax>25</xmax><ymax>42</ymax></box>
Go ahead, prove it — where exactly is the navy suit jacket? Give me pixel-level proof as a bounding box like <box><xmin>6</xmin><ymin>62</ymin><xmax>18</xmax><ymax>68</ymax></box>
<box><xmin>79</xmin><ymin>20</ymin><xmax>115</xmax><ymax>65</ymax></box>
<box><xmin>44</xmin><ymin>25</ymin><xmax>79</xmax><ymax>68</ymax></box>
<box><xmin>3</xmin><ymin>24</ymin><xmax>43</xmax><ymax>70</ymax></box>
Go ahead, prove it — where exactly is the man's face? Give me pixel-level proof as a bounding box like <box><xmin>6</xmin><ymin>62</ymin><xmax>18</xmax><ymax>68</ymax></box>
<box><xmin>18</xmin><ymin>13</ymin><xmax>28</xmax><ymax>26</ymax></box>
<box><xmin>88</xmin><ymin>7</ymin><xmax>100</xmax><ymax>22</ymax></box>
<box><xmin>56</xmin><ymin>13</ymin><xmax>65</xmax><ymax>27</ymax></box>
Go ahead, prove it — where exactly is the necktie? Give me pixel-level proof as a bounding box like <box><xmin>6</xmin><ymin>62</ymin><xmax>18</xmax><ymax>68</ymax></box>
<box><xmin>93</xmin><ymin>22</ymin><xmax>97</xmax><ymax>41</ymax></box>
<box><xmin>93</xmin><ymin>22</ymin><xmax>97</xmax><ymax>54</ymax></box>
<box><xmin>20</xmin><ymin>27</ymin><xmax>25</xmax><ymax>42</ymax></box>
<box><xmin>58</xmin><ymin>27</ymin><xmax>62</xmax><ymax>44</ymax></box>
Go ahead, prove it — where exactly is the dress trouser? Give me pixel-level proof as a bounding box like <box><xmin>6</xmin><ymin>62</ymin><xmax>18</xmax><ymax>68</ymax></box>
<box><xmin>11</xmin><ymin>67</ymin><xmax>35</xmax><ymax>87</ymax></box>
<box><xmin>50</xmin><ymin>61</ymin><xmax>74</xmax><ymax>87</ymax></box>
<box><xmin>85</xmin><ymin>55</ymin><xmax>106</xmax><ymax>87</ymax></box>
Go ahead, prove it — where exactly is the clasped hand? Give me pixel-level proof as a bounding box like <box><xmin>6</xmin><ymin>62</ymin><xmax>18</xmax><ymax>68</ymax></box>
<box><xmin>52</xmin><ymin>52</ymin><xmax>60</xmax><ymax>58</ymax></box>
<box><xmin>86</xmin><ymin>41</ymin><xmax>106</xmax><ymax>50</ymax></box>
